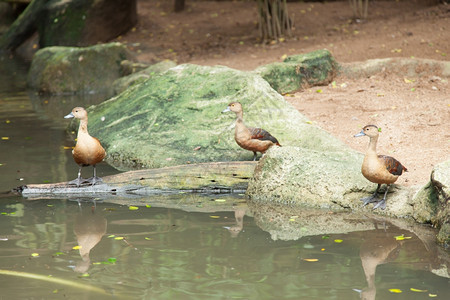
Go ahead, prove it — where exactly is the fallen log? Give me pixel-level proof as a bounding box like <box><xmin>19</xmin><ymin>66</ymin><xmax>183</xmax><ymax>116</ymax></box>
<box><xmin>14</xmin><ymin>161</ymin><xmax>257</xmax><ymax>199</ymax></box>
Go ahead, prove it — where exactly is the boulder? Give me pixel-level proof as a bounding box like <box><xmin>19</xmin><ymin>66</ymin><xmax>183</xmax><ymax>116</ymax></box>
<box><xmin>76</xmin><ymin>64</ymin><xmax>348</xmax><ymax>170</ymax></box>
<box><xmin>27</xmin><ymin>42</ymin><xmax>136</xmax><ymax>94</ymax></box>
<box><xmin>431</xmin><ymin>160</ymin><xmax>450</xmax><ymax>245</ymax></box>
<box><xmin>0</xmin><ymin>0</ymin><xmax>136</xmax><ymax>52</ymax></box>
<box><xmin>253</xmin><ymin>49</ymin><xmax>338</xmax><ymax>94</ymax></box>
<box><xmin>246</xmin><ymin>145</ymin><xmax>434</xmax><ymax>221</ymax></box>
<box><xmin>38</xmin><ymin>0</ymin><xmax>137</xmax><ymax>47</ymax></box>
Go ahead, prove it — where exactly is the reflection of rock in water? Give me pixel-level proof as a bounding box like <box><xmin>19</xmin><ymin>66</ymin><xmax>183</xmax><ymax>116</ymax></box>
<box><xmin>73</xmin><ymin>203</ymin><xmax>107</xmax><ymax>273</ymax></box>
<box><xmin>225</xmin><ymin>208</ymin><xmax>246</xmax><ymax>238</ymax></box>
<box><xmin>247</xmin><ymin>200</ymin><xmax>376</xmax><ymax>241</ymax></box>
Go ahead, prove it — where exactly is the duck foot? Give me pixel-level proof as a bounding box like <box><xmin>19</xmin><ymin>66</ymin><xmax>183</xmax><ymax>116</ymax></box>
<box><xmin>372</xmin><ymin>199</ymin><xmax>387</xmax><ymax>210</ymax></box>
<box><xmin>67</xmin><ymin>177</ymin><xmax>90</xmax><ymax>187</ymax></box>
<box><xmin>86</xmin><ymin>176</ymin><xmax>103</xmax><ymax>186</ymax></box>
<box><xmin>360</xmin><ymin>195</ymin><xmax>380</xmax><ymax>206</ymax></box>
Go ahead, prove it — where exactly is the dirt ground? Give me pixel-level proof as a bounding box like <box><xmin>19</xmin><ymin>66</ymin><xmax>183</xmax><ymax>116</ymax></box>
<box><xmin>116</xmin><ymin>0</ymin><xmax>450</xmax><ymax>186</ymax></box>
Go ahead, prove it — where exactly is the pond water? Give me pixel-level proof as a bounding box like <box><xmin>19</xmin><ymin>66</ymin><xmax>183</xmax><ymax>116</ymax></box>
<box><xmin>0</xmin><ymin>54</ymin><xmax>449</xmax><ymax>299</ymax></box>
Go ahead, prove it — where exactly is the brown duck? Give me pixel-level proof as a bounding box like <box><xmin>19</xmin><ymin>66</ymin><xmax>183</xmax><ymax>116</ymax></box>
<box><xmin>222</xmin><ymin>102</ymin><xmax>281</xmax><ymax>160</ymax></box>
<box><xmin>354</xmin><ymin>125</ymin><xmax>407</xmax><ymax>210</ymax></box>
<box><xmin>64</xmin><ymin>107</ymin><xmax>106</xmax><ymax>187</ymax></box>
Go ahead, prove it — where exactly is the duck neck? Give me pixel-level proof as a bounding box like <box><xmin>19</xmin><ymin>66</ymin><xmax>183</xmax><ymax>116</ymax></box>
<box><xmin>367</xmin><ymin>135</ymin><xmax>378</xmax><ymax>154</ymax></box>
<box><xmin>235</xmin><ymin>111</ymin><xmax>244</xmax><ymax>123</ymax></box>
<box><xmin>77</xmin><ymin>118</ymin><xmax>89</xmax><ymax>137</ymax></box>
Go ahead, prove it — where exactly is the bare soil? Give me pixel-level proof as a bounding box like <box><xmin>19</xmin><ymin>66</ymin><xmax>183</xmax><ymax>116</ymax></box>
<box><xmin>117</xmin><ymin>0</ymin><xmax>450</xmax><ymax>186</ymax></box>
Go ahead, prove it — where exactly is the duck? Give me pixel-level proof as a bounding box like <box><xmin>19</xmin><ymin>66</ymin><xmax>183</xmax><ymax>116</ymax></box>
<box><xmin>222</xmin><ymin>102</ymin><xmax>281</xmax><ymax>161</ymax></box>
<box><xmin>354</xmin><ymin>125</ymin><xmax>407</xmax><ymax>210</ymax></box>
<box><xmin>64</xmin><ymin>107</ymin><xmax>106</xmax><ymax>187</ymax></box>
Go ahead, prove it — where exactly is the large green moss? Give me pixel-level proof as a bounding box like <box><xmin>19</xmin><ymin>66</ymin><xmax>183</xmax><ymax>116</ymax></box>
<box><xmin>254</xmin><ymin>49</ymin><xmax>338</xmax><ymax>94</ymax></box>
<box><xmin>82</xmin><ymin>64</ymin><xmax>348</xmax><ymax>170</ymax></box>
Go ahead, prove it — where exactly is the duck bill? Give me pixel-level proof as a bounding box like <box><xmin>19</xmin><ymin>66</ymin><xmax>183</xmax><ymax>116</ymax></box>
<box><xmin>64</xmin><ymin>112</ymin><xmax>74</xmax><ymax>119</ymax></box>
<box><xmin>354</xmin><ymin>130</ymin><xmax>365</xmax><ymax>137</ymax></box>
<box><xmin>222</xmin><ymin>107</ymin><xmax>231</xmax><ymax>113</ymax></box>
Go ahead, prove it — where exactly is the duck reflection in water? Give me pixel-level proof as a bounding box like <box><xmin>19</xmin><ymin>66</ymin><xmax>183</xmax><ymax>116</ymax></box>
<box><xmin>224</xmin><ymin>208</ymin><xmax>246</xmax><ymax>238</ymax></box>
<box><xmin>353</xmin><ymin>223</ymin><xmax>403</xmax><ymax>300</ymax></box>
<box><xmin>73</xmin><ymin>200</ymin><xmax>107</xmax><ymax>273</ymax></box>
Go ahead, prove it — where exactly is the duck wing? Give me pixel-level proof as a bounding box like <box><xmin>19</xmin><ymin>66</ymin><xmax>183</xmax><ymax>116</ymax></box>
<box><xmin>378</xmin><ymin>155</ymin><xmax>407</xmax><ymax>175</ymax></box>
<box><xmin>249</xmin><ymin>127</ymin><xmax>281</xmax><ymax>146</ymax></box>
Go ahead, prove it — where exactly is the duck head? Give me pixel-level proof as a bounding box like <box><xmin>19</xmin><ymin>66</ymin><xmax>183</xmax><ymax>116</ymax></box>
<box><xmin>65</xmin><ymin>107</ymin><xmax>88</xmax><ymax>120</ymax></box>
<box><xmin>354</xmin><ymin>125</ymin><xmax>380</xmax><ymax>138</ymax></box>
<box><xmin>222</xmin><ymin>102</ymin><xmax>243</xmax><ymax>114</ymax></box>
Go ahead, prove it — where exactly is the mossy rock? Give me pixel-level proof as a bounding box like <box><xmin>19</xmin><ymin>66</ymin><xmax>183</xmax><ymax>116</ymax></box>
<box><xmin>254</xmin><ymin>49</ymin><xmax>338</xmax><ymax>94</ymax></box>
<box><xmin>37</xmin><ymin>0</ymin><xmax>137</xmax><ymax>47</ymax></box>
<box><xmin>76</xmin><ymin>63</ymin><xmax>349</xmax><ymax>170</ymax></box>
<box><xmin>27</xmin><ymin>42</ymin><xmax>136</xmax><ymax>94</ymax></box>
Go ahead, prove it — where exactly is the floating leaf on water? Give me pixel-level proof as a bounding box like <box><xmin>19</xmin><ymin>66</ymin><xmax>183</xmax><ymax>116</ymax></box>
<box><xmin>114</xmin><ymin>237</ymin><xmax>124</xmax><ymax>240</ymax></box>
<box><xmin>209</xmin><ymin>215</ymin><xmax>220</xmax><ymax>219</ymax></box>
<box><xmin>72</xmin><ymin>245</ymin><xmax>82</xmax><ymax>250</ymax></box>
<box><xmin>428</xmin><ymin>293</ymin><xmax>437</xmax><ymax>297</ymax></box>
<box><xmin>145</xmin><ymin>237</ymin><xmax>152</xmax><ymax>240</ymax></box>
<box><xmin>145</xmin><ymin>205</ymin><xmax>152</xmax><ymax>208</ymax></box>
<box><xmin>80</xmin><ymin>273</ymin><xmax>90</xmax><ymax>277</ymax></box>
<box><xmin>108</xmin><ymin>258</ymin><xmax>117</xmax><ymax>263</ymax></box>
<box><xmin>214</xmin><ymin>199</ymin><xmax>226</xmax><ymax>202</ymax></box>
<box><xmin>1</xmin><ymin>137</ymin><xmax>9</xmax><ymax>140</ymax></box>
<box><xmin>53</xmin><ymin>252</ymin><xmax>64</xmax><ymax>256</ymax></box>
<box><xmin>31</xmin><ymin>253</ymin><xmax>39</xmax><ymax>257</ymax></box>
<box><xmin>410</xmin><ymin>288</ymin><xmax>427</xmax><ymax>292</ymax></box>
<box><xmin>107</xmin><ymin>234</ymin><xmax>116</xmax><ymax>238</ymax></box>
<box><xmin>322</xmin><ymin>235</ymin><xmax>330</xmax><ymax>239</ymax></box>
<box><xmin>303</xmin><ymin>258</ymin><xmax>319</xmax><ymax>262</ymax></box>
<box><xmin>334</xmin><ymin>239</ymin><xmax>343</xmax><ymax>243</ymax></box>
<box><xmin>394</xmin><ymin>234</ymin><xmax>412</xmax><ymax>241</ymax></box>
<box><xmin>128</xmin><ymin>206</ymin><xmax>139</xmax><ymax>211</ymax></box>
<box><xmin>321</xmin><ymin>248</ymin><xmax>326</xmax><ymax>251</ymax></box>
<box><xmin>389</xmin><ymin>288</ymin><xmax>402</xmax><ymax>293</ymax></box>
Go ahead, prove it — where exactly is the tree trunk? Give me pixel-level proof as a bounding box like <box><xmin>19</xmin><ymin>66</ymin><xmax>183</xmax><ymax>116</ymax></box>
<box><xmin>14</xmin><ymin>161</ymin><xmax>257</xmax><ymax>198</ymax></box>
<box><xmin>257</xmin><ymin>0</ymin><xmax>291</xmax><ymax>42</ymax></box>
<box><xmin>0</xmin><ymin>0</ymin><xmax>50</xmax><ymax>51</ymax></box>
<box><xmin>174</xmin><ymin>0</ymin><xmax>185</xmax><ymax>12</ymax></box>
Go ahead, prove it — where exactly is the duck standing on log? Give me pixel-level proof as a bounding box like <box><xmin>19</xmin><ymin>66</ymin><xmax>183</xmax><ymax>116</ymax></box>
<box><xmin>222</xmin><ymin>102</ymin><xmax>281</xmax><ymax>161</ymax></box>
<box><xmin>64</xmin><ymin>107</ymin><xmax>106</xmax><ymax>187</ymax></box>
<box><xmin>354</xmin><ymin>125</ymin><xmax>408</xmax><ymax>210</ymax></box>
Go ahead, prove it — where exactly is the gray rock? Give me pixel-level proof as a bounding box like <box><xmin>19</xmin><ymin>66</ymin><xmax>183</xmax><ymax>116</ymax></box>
<box><xmin>431</xmin><ymin>160</ymin><xmax>450</xmax><ymax>245</ymax></box>
<box><xmin>247</xmin><ymin>145</ymin><xmax>434</xmax><ymax>221</ymax></box>
<box><xmin>28</xmin><ymin>42</ymin><xmax>136</xmax><ymax>94</ymax></box>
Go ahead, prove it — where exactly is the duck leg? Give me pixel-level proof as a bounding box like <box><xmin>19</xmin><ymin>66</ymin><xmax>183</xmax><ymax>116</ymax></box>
<box><xmin>252</xmin><ymin>151</ymin><xmax>258</xmax><ymax>161</ymax></box>
<box><xmin>86</xmin><ymin>165</ymin><xmax>103</xmax><ymax>186</ymax></box>
<box><xmin>361</xmin><ymin>184</ymin><xmax>381</xmax><ymax>206</ymax></box>
<box><xmin>373</xmin><ymin>184</ymin><xmax>390</xmax><ymax>210</ymax></box>
<box><xmin>68</xmin><ymin>165</ymin><xmax>87</xmax><ymax>187</ymax></box>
